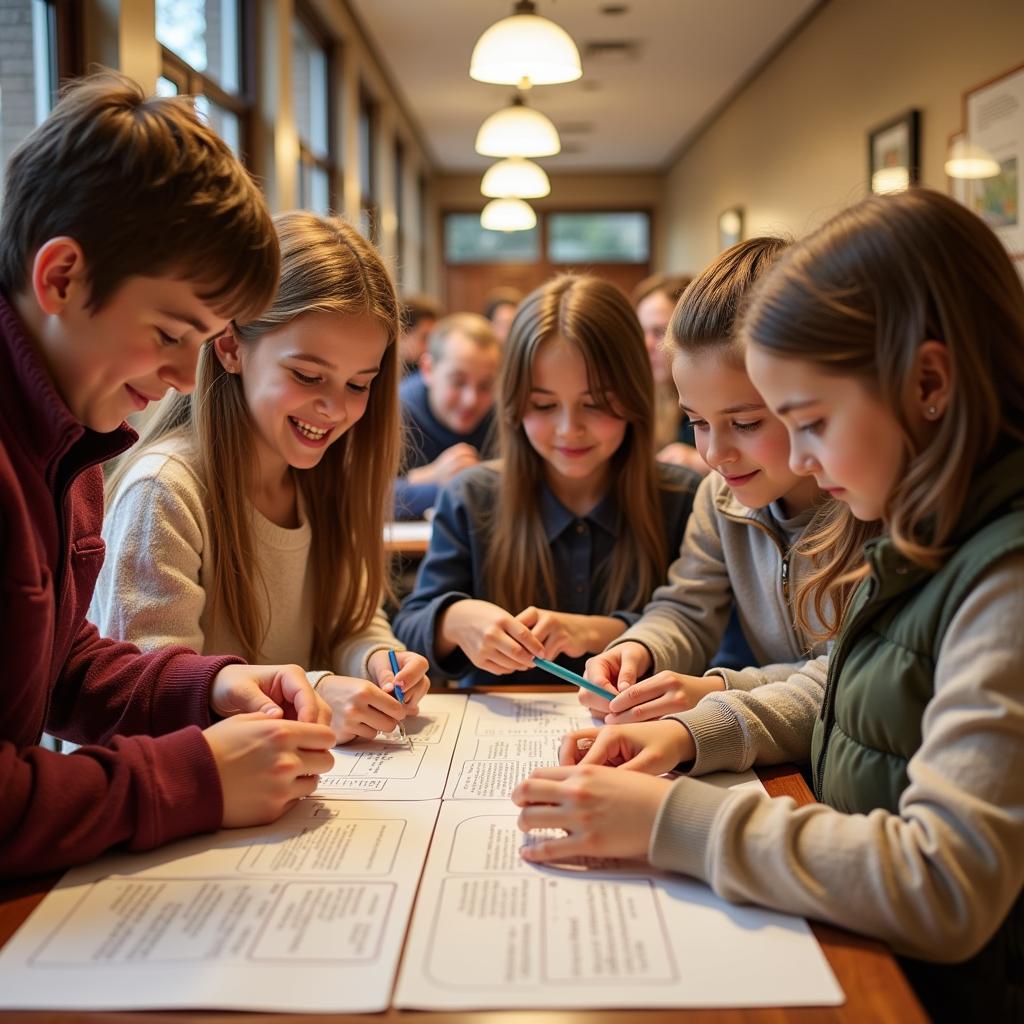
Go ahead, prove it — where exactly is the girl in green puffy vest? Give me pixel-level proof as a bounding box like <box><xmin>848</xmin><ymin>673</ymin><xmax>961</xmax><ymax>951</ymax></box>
<box><xmin>512</xmin><ymin>188</ymin><xmax>1024</xmax><ymax>1024</ymax></box>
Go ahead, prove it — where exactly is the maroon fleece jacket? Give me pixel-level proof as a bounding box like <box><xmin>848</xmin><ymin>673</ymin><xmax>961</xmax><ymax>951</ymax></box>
<box><xmin>0</xmin><ymin>290</ymin><xmax>241</xmax><ymax>878</ymax></box>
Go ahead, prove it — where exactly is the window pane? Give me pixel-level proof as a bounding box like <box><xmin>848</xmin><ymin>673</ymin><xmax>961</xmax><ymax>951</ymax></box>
<box><xmin>311</xmin><ymin>166</ymin><xmax>330</xmax><ymax>216</ymax></box>
<box><xmin>547</xmin><ymin>211</ymin><xmax>649</xmax><ymax>263</ymax></box>
<box><xmin>195</xmin><ymin>94</ymin><xmax>239</xmax><ymax>154</ymax></box>
<box><xmin>156</xmin><ymin>76</ymin><xmax>179</xmax><ymax>96</ymax></box>
<box><xmin>297</xmin><ymin>158</ymin><xmax>330</xmax><ymax>216</ymax></box>
<box><xmin>444</xmin><ymin>212</ymin><xmax>539</xmax><ymax>264</ymax></box>
<box><xmin>292</xmin><ymin>17</ymin><xmax>328</xmax><ymax>157</ymax></box>
<box><xmin>394</xmin><ymin>140</ymin><xmax>405</xmax><ymax>227</ymax></box>
<box><xmin>358</xmin><ymin>95</ymin><xmax>374</xmax><ymax>201</ymax></box>
<box><xmin>157</xmin><ymin>0</ymin><xmax>240</xmax><ymax>91</ymax></box>
<box><xmin>1</xmin><ymin>0</ymin><xmax>56</xmax><ymax>204</ymax></box>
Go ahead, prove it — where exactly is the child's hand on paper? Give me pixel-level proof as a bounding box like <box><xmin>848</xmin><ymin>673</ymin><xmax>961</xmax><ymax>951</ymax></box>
<box><xmin>368</xmin><ymin>649</ymin><xmax>430</xmax><ymax>713</ymax></box>
<box><xmin>557</xmin><ymin>721</ymin><xmax>696</xmax><ymax>774</ymax></box>
<box><xmin>514</xmin><ymin>607</ymin><xmax>626</xmax><ymax>661</ymax></box>
<box><xmin>203</xmin><ymin>714</ymin><xmax>336</xmax><ymax>828</ymax></box>
<box><xmin>604</xmin><ymin>671</ymin><xmax>726</xmax><ymax>723</ymax></box>
<box><xmin>439</xmin><ymin>598</ymin><xmax>544</xmax><ymax>673</ymax></box>
<box><xmin>512</xmin><ymin>764</ymin><xmax>673</xmax><ymax>863</ymax></box>
<box><xmin>210</xmin><ymin>663</ymin><xmax>333</xmax><ymax>726</ymax></box>
<box><xmin>579</xmin><ymin>641</ymin><xmax>653</xmax><ymax>713</ymax></box>
<box><xmin>316</xmin><ymin>675</ymin><xmax>411</xmax><ymax>743</ymax></box>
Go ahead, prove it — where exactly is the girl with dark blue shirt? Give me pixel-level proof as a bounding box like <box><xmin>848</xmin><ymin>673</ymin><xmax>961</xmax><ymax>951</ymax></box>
<box><xmin>393</xmin><ymin>274</ymin><xmax>701</xmax><ymax>687</ymax></box>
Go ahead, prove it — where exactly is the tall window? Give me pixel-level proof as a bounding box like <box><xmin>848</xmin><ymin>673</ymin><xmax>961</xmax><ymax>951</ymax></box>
<box><xmin>358</xmin><ymin>86</ymin><xmax>377</xmax><ymax>242</ymax></box>
<box><xmin>292</xmin><ymin>6</ymin><xmax>333</xmax><ymax>215</ymax></box>
<box><xmin>393</xmin><ymin>138</ymin><xmax>405</xmax><ymax>286</ymax></box>
<box><xmin>0</xmin><ymin>0</ymin><xmax>64</xmax><ymax>202</ymax></box>
<box><xmin>156</xmin><ymin>0</ymin><xmax>249</xmax><ymax>158</ymax></box>
<box><xmin>417</xmin><ymin>171</ymin><xmax>428</xmax><ymax>290</ymax></box>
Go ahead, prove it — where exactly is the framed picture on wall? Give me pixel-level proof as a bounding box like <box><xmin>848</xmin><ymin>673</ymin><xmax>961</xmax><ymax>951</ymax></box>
<box><xmin>963</xmin><ymin>63</ymin><xmax>1024</xmax><ymax>260</ymax></box>
<box><xmin>867</xmin><ymin>109</ymin><xmax>920</xmax><ymax>194</ymax></box>
<box><xmin>717</xmin><ymin>206</ymin><xmax>743</xmax><ymax>250</ymax></box>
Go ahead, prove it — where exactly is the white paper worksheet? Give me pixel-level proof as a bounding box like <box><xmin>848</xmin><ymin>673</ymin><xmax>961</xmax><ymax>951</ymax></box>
<box><xmin>444</xmin><ymin>690</ymin><xmax>596</xmax><ymax>800</ymax></box>
<box><xmin>315</xmin><ymin>692</ymin><xmax>467</xmax><ymax>800</ymax></box>
<box><xmin>394</xmin><ymin>799</ymin><xmax>844</xmax><ymax>1011</ymax></box>
<box><xmin>0</xmin><ymin>799</ymin><xmax>440</xmax><ymax>1014</ymax></box>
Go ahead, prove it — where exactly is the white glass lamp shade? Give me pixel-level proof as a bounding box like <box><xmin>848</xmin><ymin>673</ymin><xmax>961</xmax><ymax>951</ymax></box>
<box><xmin>470</xmin><ymin>5</ymin><xmax>582</xmax><ymax>86</ymax></box>
<box><xmin>945</xmin><ymin>138</ymin><xmax>1000</xmax><ymax>179</ymax></box>
<box><xmin>481</xmin><ymin>197</ymin><xmax>537</xmax><ymax>232</ymax></box>
<box><xmin>475</xmin><ymin>101</ymin><xmax>560</xmax><ymax>157</ymax></box>
<box><xmin>481</xmin><ymin>157</ymin><xmax>551</xmax><ymax>198</ymax></box>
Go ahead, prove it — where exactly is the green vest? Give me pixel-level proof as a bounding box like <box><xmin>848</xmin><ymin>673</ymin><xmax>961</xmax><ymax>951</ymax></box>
<box><xmin>810</xmin><ymin>444</ymin><xmax>1024</xmax><ymax>1023</ymax></box>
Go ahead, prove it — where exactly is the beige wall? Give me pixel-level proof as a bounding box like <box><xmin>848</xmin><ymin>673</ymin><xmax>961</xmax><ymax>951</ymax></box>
<box><xmin>663</xmin><ymin>0</ymin><xmax>1024</xmax><ymax>273</ymax></box>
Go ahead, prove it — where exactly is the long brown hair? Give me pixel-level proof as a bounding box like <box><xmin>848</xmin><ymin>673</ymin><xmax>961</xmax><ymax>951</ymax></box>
<box><xmin>0</xmin><ymin>70</ymin><xmax>277</xmax><ymax>320</ymax></box>
<box><xmin>742</xmin><ymin>189</ymin><xmax>1024</xmax><ymax>636</ymax></box>
<box><xmin>485</xmin><ymin>274</ymin><xmax>668</xmax><ymax>612</ymax></box>
<box><xmin>109</xmin><ymin>212</ymin><xmax>401</xmax><ymax>664</ymax></box>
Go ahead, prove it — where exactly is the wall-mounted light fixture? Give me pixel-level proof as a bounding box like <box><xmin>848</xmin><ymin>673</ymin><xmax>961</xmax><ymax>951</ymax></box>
<box><xmin>945</xmin><ymin>137</ymin><xmax>1000</xmax><ymax>179</ymax></box>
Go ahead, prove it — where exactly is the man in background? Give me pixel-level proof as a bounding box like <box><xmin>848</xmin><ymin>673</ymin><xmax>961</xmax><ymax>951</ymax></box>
<box><xmin>395</xmin><ymin>313</ymin><xmax>500</xmax><ymax>519</ymax></box>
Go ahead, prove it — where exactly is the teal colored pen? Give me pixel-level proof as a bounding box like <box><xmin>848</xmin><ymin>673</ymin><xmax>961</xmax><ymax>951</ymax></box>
<box><xmin>388</xmin><ymin>649</ymin><xmax>412</xmax><ymax>749</ymax></box>
<box><xmin>533</xmin><ymin>656</ymin><xmax>616</xmax><ymax>701</ymax></box>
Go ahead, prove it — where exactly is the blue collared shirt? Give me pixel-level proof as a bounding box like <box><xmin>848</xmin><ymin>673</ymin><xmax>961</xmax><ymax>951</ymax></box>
<box><xmin>394</xmin><ymin>372</ymin><xmax>496</xmax><ymax>520</ymax></box>
<box><xmin>392</xmin><ymin>461</ymin><xmax>701</xmax><ymax>687</ymax></box>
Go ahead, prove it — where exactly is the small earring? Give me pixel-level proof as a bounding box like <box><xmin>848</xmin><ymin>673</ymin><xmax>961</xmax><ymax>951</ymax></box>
<box><xmin>926</xmin><ymin>404</ymin><xmax>938</xmax><ymax>418</ymax></box>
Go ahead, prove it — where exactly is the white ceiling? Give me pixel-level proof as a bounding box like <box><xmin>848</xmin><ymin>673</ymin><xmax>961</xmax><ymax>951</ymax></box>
<box><xmin>348</xmin><ymin>0</ymin><xmax>821</xmax><ymax>173</ymax></box>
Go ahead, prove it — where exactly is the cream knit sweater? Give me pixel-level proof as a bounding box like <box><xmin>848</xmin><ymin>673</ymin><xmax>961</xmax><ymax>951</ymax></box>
<box><xmin>91</xmin><ymin>441</ymin><xmax>400</xmax><ymax>677</ymax></box>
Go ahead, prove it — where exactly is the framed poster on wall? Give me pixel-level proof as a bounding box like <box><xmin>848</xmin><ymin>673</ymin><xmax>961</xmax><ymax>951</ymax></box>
<box><xmin>963</xmin><ymin>63</ymin><xmax>1024</xmax><ymax>259</ymax></box>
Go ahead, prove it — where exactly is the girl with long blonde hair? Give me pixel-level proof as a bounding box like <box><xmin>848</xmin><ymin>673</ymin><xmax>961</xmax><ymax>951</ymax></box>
<box><xmin>393</xmin><ymin>274</ymin><xmax>701</xmax><ymax>687</ymax></box>
<box><xmin>93</xmin><ymin>212</ymin><xmax>429</xmax><ymax>741</ymax></box>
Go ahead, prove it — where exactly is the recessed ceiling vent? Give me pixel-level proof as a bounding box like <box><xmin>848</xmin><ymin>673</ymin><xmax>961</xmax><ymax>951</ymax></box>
<box><xmin>583</xmin><ymin>40</ymin><xmax>641</xmax><ymax>62</ymax></box>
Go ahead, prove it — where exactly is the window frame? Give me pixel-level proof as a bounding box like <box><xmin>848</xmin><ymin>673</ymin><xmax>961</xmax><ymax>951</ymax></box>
<box><xmin>358</xmin><ymin>84</ymin><xmax>378</xmax><ymax>243</ymax></box>
<box><xmin>292</xmin><ymin>0</ymin><xmax>337</xmax><ymax>214</ymax></box>
<box><xmin>157</xmin><ymin>1</ymin><xmax>255</xmax><ymax>163</ymax></box>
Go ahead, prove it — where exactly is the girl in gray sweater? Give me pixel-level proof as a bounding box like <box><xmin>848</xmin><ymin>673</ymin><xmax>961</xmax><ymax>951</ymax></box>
<box><xmin>582</xmin><ymin>237</ymin><xmax>831</xmax><ymax>723</ymax></box>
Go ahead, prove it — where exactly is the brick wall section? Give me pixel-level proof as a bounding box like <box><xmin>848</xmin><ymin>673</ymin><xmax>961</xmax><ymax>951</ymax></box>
<box><xmin>0</xmin><ymin>0</ymin><xmax>37</xmax><ymax>193</ymax></box>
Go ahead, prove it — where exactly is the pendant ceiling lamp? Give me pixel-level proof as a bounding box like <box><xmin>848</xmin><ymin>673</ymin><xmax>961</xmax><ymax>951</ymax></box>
<box><xmin>470</xmin><ymin>0</ymin><xmax>582</xmax><ymax>87</ymax></box>
<box><xmin>481</xmin><ymin>197</ymin><xmax>537</xmax><ymax>232</ymax></box>
<box><xmin>475</xmin><ymin>96</ymin><xmax>560</xmax><ymax>158</ymax></box>
<box><xmin>944</xmin><ymin>138</ymin><xmax>1000</xmax><ymax>179</ymax></box>
<box><xmin>481</xmin><ymin>157</ymin><xmax>550</xmax><ymax>199</ymax></box>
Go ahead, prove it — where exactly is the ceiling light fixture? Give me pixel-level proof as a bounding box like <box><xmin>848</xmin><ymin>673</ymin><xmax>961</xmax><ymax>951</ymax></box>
<box><xmin>470</xmin><ymin>0</ymin><xmax>582</xmax><ymax>88</ymax></box>
<box><xmin>944</xmin><ymin>138</ymin><xmax>1000</xmax><ymax>179</ymax></box>
<box><xmin>481</xmin><ymin>197</ymin><xmax>537</xmax><ymax>232</ymax></box>
<box><xmin>481</xmin><ymin>157</ymin><xmax>551</xmax><ymax>198</ymax></box>
<box><xmin>475</xmin><ymin>96</ymin><xmax>560</xmax><ymax>157</ymax></box>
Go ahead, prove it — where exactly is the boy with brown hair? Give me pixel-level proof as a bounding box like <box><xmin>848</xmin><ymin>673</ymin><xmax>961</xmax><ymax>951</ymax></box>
<box><xmin>0</xmin><ymin>72</ymin><xmax>335</xmax><ymax>878</ymax></box>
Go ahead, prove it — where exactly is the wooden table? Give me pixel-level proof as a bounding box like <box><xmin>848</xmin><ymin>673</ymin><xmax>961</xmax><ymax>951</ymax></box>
<box><xmin>0</xmin><ymin>700</ymin><xmax>927</xmax><ymax>1022</ymax></box>
<box><xmin>384</xmin><ymin>520</ymin><xmax>432</xmax><ymax>556</ymax></box>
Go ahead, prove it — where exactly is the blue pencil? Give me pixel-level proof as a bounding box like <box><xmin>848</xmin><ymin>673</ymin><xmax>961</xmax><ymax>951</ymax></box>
<box><xmin>533</xmin><ymin>656</ymin><xmax>616</xmax><ymax>701</ymax></box>
<box><xmin>388</xmin><ymin>649</ymin><xmax>412</xmax><ymax>748</ymax></box>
